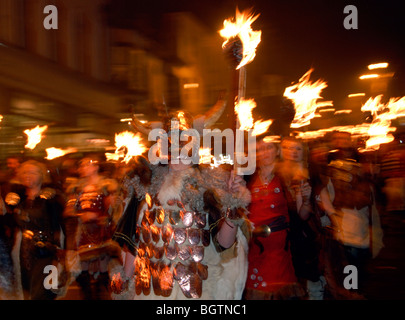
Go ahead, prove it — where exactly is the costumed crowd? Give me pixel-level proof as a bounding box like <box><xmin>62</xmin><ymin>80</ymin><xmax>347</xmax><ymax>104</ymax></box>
<box><xmin>1</xmin><ymin>107</ymin><xmax>403</xmax><ymax>301</ymax></box>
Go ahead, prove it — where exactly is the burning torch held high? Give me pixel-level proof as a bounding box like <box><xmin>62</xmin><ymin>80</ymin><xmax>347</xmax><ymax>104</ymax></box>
<box><xmin>219</xmin><ymin>8</ymin><xmax>262</xmax><ymax>70</ymax></box>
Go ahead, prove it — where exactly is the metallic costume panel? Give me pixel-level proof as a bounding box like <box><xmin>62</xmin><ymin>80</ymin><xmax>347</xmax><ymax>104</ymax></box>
<box><xmin>133</xmin><ymin>196</ymin><xmax>210</xmax><ymax>298</ymax></box>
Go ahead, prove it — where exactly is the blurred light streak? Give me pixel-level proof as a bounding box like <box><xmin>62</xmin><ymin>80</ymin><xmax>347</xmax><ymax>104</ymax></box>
<box><xmin>318</xmin><ymin>108</ymin><xmax>336</xmax><ymax>113</ymax></box>
<box><xmin>183</xmin><ymin>83</ymin><xmax>199</xmax><ymax>89</ymax></box>
<box><xmin>359</xmin><ymin>74</ymin><xmax>380</xmax><ymax>80</ymax></box>
<box><xmin>348</xmin><ymin>93</ymin><xmax>366</xmax><ymax>98</ymax></box>
<box><xmin>295</xmin><ymin>95</ymin><xmax>405</xmax><ymax>151</ymax></box>
<box><xmin>45</xmin><ymin>147</ymin><xmax>77</xmax><ymax>160</ymax></box>
<box><xmin>334</xmin><ymin>109</ymin><xmax>353</xmax><ymax>115</ymax></box>
<box><xmin>284</xmin><ymin>68</ymin><xmax>333</xmax><ymax>128</ymax></box>
<box><xmin>368</xmin><ymin>62</ymin><xmax>389</xmax><ymax>70</ymax></box>
<box><xmin>263</xmin><ymin>135</ymin><xmax>281</xmax><ymax>144</ymax></box>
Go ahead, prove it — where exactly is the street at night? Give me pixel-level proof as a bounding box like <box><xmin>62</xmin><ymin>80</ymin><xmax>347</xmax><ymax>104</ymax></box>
<box><xmin>0</xmin><ymin>0</ymin><xmax>404</xmax><ymax>311</ymax></box>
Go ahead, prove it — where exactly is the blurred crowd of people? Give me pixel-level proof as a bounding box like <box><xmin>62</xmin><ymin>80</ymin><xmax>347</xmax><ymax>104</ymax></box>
<box><xmin>0</xmin><ymin>128</ymin><xmax>404</xmax><ymax>300</ymax></box>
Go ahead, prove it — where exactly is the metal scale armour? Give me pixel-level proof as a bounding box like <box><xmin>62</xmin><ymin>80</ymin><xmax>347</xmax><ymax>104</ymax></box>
<box><xmin>134</xmin><ymin>197</ymin><xmax>211</xmax><ymax>298</ymax></box>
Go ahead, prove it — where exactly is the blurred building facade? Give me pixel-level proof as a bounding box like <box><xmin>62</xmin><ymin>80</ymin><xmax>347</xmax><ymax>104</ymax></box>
<box><xmin>0</xmin><ymin>0</ymin><xmax>228</xmax><ymax>162</ymax></box>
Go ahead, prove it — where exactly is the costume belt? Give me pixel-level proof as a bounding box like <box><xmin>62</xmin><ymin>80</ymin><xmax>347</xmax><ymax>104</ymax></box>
<box><xmin>252</xmin><ymin>215</ymin><xmax>289</xmax><ymax>254</ymax></box>
<box><xmin>253</xmin><ymin>215</ymin><xmax>289</xmax><ymax>238</ymax></box>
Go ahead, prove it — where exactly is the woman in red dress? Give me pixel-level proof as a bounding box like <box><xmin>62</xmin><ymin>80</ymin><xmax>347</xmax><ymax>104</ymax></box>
<box><xmin>244</xmin><ymin>137</ymin><xmax>305</xmax><ymax>300</ymax></box>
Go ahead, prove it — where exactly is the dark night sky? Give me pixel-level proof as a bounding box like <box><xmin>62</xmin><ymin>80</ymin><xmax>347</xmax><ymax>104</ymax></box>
<box><xmin>189</xmin><ymin>0</ymin><xmax>404</xmax><ymax>91</ymax></box>
<box><xmin>112</xmin><ymin>0</ymin><xmax>405</xmax><ymax>110</ymax></box>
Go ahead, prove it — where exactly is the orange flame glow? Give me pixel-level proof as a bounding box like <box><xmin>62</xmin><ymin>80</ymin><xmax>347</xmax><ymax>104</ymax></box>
<box><xmin>135</xmin><ymin>256</ymin><xmax>151</xmax><ymax>288</ymax></box>
<box><xmin>251</xmin><ymin>119</ymin><xmax>273</xmax><ymax>136</ymax></box>
<box><xmin>293</xmin><ymin>95</ymin><xmax>405</xmax><ymax>151</ymax></box>
<box><xmin>235</xmin><ymin>98</ymin><xmax>255</xmax><ymax>130</ymax></box>
<box><xmin>284</xmin><ymin>69</ymin><xmax>333</xmax><ymax>128</ymax></box>
<box><xmin>113</xmin><ymin>131</ymin><xmax>147</xmax><ymax>163</ymax></box>
<box><xmin>360</xmin><ymin>95</ymin><xmax>405</xmax><ymax>150</ymax></box>
<box><xmin>199</xmin><ymin>147</ymin><xmax>214</xmax><ymax>165</ymax></box>
<box><xmin>234</xmin><ymin>98</ymin><xmax>272</xmax><ymax>135</ymax></box>
<box><xmin>199</xmin><ymin>147</ymin><xmax>234</xmax><ymax>167</ymax></box>
<box><xmin>45</xmin><ymin>147</ymin><xmax>77</xmax><ymax>160</ymax></box>
<box><xmin>177</xmin><ymin>111</ymin><xmax>189</xmax><ymax>131</ymax></box>
<box><xmin>145</xmin><ymin>193</ymin><xmax>152</xmax><ymax>208</ymax></box>
<box><xmin>219</xmin><ymin>8</ymin><xmax>261</xmax><ymax>69</ymax></box>
<box><xmin>24</xmin><ymin>125</ymin><xmax>48</xmax><ymax>150</ymax></box>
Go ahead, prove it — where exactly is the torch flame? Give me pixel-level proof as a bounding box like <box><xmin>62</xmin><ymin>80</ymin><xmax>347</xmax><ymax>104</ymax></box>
<box><xmin>114</xmin><ymin>131</ymin><xmax>147</xmax><ymax>163</ymax></box>
<box><xmin>360</xmin><ymin>95</ymin><xmax>405</xmax><ymax>150</ymax></box>
<box><xmin>145</xmin><ymin>193</ymin><xmax>152</xmax><ymax>208</ymax></box>
<box><xmin>251</xmin><ymin>119</ymin><xmax>273</xmax><ymax>136</ymax></box>
<box><xmin>293</xmin><ymin>94</ymin><xmax>405</xmax><ymax>151</ymax></box>
<box><xmin>235</xmin><ymin>98</ymin><xmax>255</xmax><ymax>130</ymax></box>
<box><xmin>219</xmin><ymin>8</ymin><xmax>262</xmax><ymax>69</ymax></box>
<box><xmin>199</xmin><ymin>147</ymin><xmax>214</xmax><ymax>165</ymax></box>
<box><xmin>234</xmin><ymin>98</ymin><xmax>272</xmax><ymax>135</ymax></box>
<box><xmin>24</xmin><ymin>125</ymin><xmax>48</xmax><ymax>150</ymax></box>
<box><xmin>284</xmin><ymin>68</ymin><xmax>333</xmax><ymax>128</ymax></box>
<box><xmin>178</xmin><ymin>111</ymin><xmax>189</xmax><ymax>131</ymax></box>
<box><xmin>45</xmin><ymin>147</ymin><xmax>77</xmax><ymax>160</ymax></box>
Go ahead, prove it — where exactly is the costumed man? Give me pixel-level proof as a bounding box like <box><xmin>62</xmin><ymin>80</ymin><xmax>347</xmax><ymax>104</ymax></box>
<box><xmin>111</xmin><ymin>107</ymin><xmax>252</xmax><ymax>300</ymax></box>
<box><xmin>63</xmin><ymin>156</ymin><xmax>121</xmax><ymax>300</ymax></box>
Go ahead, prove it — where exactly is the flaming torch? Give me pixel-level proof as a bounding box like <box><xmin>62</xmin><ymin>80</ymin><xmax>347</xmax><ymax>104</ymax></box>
<box><xmin>233</xmin><ymin>97</ymin><xmax>272</xmax><ymax>174</ymax></box>
<box><xmin>289</xmin><ymin>94</ymin><xmax>405</xmax><ymax>152</ymax></box>
<box><xmin>234</xmin><ymin>98</ymin><xmax>272</xmax><ymax>134</ymax></box>
<box><xmin>220</xmin><ymin>8</ymin><xmax>262</xmax><ymax>129</ymax></box>
<box><xmin>220</xmin><ymin>8</ymin><xmax>262</xmax><ymax>71</ymax></box>
<box><xmin>360</xmin><ymin>95</ymin><xmax>405</xmax><ymax>151</ymax></box>
<box><xmin>284</xmin><ymin>68</ymin><xmax>333</xmax><ymax>129</ymax></box>
<box><xmin>109</xmin><ymin>131</ymin><xmax>147</xmax><ymax>164</ymax></box>
<box><xmin>220</xmin><ymin>8</ymin><xmax>262</xmax><ymax>174</ymax></box>
<box><xmin>24</xmin><ymin>125</ymin><xmax>48</xmax><ymax>150</ymax></box>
